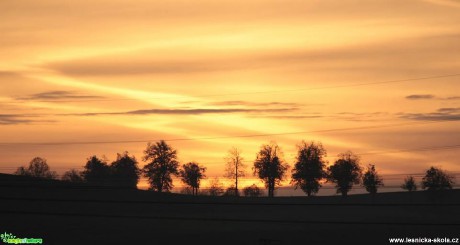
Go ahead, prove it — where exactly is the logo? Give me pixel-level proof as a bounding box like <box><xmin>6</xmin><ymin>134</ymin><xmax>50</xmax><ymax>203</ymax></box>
<box><xmin>1</xmin><ymin>233</ymin><xmax>43</xmax><ymax>244</ymax></box>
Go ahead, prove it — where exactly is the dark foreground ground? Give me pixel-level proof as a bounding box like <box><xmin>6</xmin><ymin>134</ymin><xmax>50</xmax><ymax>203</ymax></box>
<box><xmin>1</xmin><ymin>174</ymin><xmax>459</xmax><ymax>245</ymax></box>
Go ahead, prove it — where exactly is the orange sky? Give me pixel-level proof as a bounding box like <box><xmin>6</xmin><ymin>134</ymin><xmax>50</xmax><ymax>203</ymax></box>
<box><xmin>1</xmin><ymin>0</ymin><xmax>459</xmax><ymax>190</ymax></box>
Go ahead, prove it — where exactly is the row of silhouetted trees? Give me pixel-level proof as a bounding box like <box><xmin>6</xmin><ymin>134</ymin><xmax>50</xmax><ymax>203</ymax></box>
<box><xmin>14</xmin><ymin>140</ymin><xmax>456</xmax><ymax>197</ymax></box>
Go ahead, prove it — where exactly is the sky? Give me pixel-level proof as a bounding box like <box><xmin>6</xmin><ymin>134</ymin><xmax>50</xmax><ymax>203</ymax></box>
<box><xmin>1</xmin><ymin>0</ymin><xmax>459</xmax><ymax>191</ymax></box>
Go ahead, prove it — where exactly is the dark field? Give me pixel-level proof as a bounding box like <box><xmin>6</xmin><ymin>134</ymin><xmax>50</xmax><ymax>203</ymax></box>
<box><xmin>1</xmin><ymin>174</ymin><xmax>459</xmax><ymax>245</ymax></box>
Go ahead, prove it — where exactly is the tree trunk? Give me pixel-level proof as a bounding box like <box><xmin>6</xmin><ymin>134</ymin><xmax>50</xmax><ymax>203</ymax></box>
<box><xmin>236</xmin><ymin>174</ymin><xmax>239</xmax><ymax>197</ymax></box>
<box><xmin>158</xmin><ymin>182</ymin><xmax>163</xmax><ymax>193</ymax></box>
<box><xmin>268</xmin><ymin>180</ymin><xmax>274</xmax><ymax>197</ymax></box>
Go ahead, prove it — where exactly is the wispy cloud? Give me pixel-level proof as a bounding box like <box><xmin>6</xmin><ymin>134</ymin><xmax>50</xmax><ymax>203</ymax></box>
<box><xmin>44</xmin><ymin>31</ymin><xmax>460</xmax><ymax>78</ymax></box>
<box><xmin>329</xmin><ymin>112</ymin><xmax>391</xmax><ymax>122</ymax></box>
<box><xmin>0</xmin><ymin>71</ymin><xmax>16</xmax><ymax>77</ymax></box>
<box><xmin>405</xmin><ymin>94</ymin><xmax>435</xmax><ymax>100</ymax></box>
<box><xmin>206</xmin><ymin>100</ymin><xmax>301</xmax><ymax>107</ymax></box>
<box><xmin>47</xmin><ymin>58</ymin><xmax>250</xmax><ymax>76</ymax></box>
<box><xmin>17</xmin><ymin>91</ymin><xmax>104</xmax><ymax>101</ymax></box>
<box><xmin>251</xmin><ymin>111</ymin><xmax>392</xmax><ymax>121</ymax></box>
<box><xmin>437</xmin><ymin>107</ymin><xmax>460</xmax><ymax>113</ymax></box>
<box><xmin>0</xmin><ymin>115</ymin><xmax>32</xmax><ymax>125</ymax></box>
<box><xmin>64</xmin><ymin>107</ymin><xmax>298</xmax><ymax>116</ymax></box>
<box><xmin>443</xmin><ymin>96</ymin><xmax>460</xmax><ymax>100</ymax></box>
<box><xmin>422</xmin><ymin>0</ymin><xmax>460</xmax><ymax>8</ymax></box>
<box><xmin>405</xmin><ymin>94</ymin><xmax>460</xmax><ymax>100</ymax></box>
<box><xmin>401</xmin><ymin>107</ymin><xmax>460</xmax><ymax>121</ymax></box>
<box><xmin>0</xmin><ymin>114</ymin><xmax>54</xmax><ymax>125</ymax></box>
<box><xmin>256</xmin><ymin>115</ymin><xmax>324</xmax><ymax>119</ymax></box>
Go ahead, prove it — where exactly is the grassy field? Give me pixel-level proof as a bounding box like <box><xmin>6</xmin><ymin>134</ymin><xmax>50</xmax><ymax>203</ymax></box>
<box><xmin>1</xmin><ymin>173</ymin><xmax>459</xmax><ymax>245</ymax></box>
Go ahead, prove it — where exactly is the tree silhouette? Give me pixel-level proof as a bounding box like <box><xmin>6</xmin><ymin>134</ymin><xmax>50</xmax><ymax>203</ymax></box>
<box><xmin>207</xmin><ymin>178</ymin><xmax>224</xmax><ymax>196</ymax></box>
<box><xmin>224</xmin><ymin>147</ymin><xmax>246</xmax><ymax>196</ymax></box>
<box><xmin>82</xmin><ymin>155</ymin><xmax>111</xmax><ymax>185</ymax></box>
<box><xmin>15</xmin><ymin>166</ymin><xmax>28</xmax><ymax>176</ymax></box>
<box><xmin>327</xmin><ymin>151</ymin><xmax>362</xmax><ymax>197</ymax></box>
<box><xmin>243</xmin><ymin>184</ymin><xmax>263</xmax><ymax>197</ymax></box>
<box><xmin>15</xmin><ymin>157</ymin><xmax>57</xmax><ymax>179</ymax></box>
<box><xmin>362</xmin><ymin>164</ymin><xmax>383</xmax><ymax>195</ymax></box>
<box><xmin>142</xmin><ymin>140</ymin><xmax>179</xmax><ymax>192</ymax></box>
<box><xmin>180</xmin><ymin>187</ymin><xmax>194</xmax><ymax>195</ymax></box>
<box><xmin>179</xmin><ymin>162</ymin><xmax>206</xmax><ymax>196</ymax></box>
<box><xmin>110</xmin><ymin>152</ymin><xmax>140</xmax><ymax>189</ymax></box>
<box><xmin>61</xmin><ymin>169</ymin><xmax>84</xmax><ymax>183</ymax></box>
<box><xmin>401</xmin><ymin>176</ymin><xmax>417</xmax><ymax>192</ymax></box>
<box><xmin>223</xmin><ymin>185</ymin><xmax>239</xmax><ymax>196</ymax></box>
<box><xmin>290</xmin><ymin>141</ymin><xmax>327</xmax><ymax>197</ymax></box>
<box><xmin>253</xmin><ymin>142</ymin><xmax>289</xmax><ymax>197</ymax></box>
<box><xmin>422</xmin><ymin>166</ymin><xmax>454</xmax><ymax>191</ymax></box>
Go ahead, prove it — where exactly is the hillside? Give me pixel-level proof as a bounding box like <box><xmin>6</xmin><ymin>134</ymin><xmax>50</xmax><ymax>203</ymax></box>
<box><xmin>1</xmin><ymin>173</ymin><xmax>459</xmax><ymax>245</ymax></box>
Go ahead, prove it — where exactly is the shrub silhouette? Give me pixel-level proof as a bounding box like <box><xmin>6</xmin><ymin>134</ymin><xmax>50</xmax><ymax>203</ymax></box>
<box><xmin>61</xmin><ymin>169</ymin><xmax>84</xmax><ymax>183</ymax></box>
<box><xmin>401</xmin><ymin>176</ymin><xmax>417</xmax><ymax>192</ymax></box>
<box><xmin>243</xmin><ymin>184</ymin><xmax>263</xmax><ymax>197</ymax></box>
<box><xmin>362</xmin><ymin>164</ymin><xmax>383</xmax><ymax>195</ymax></box>
<box><xmin>207</xmin><ymin>178</ymin><xmax>224</xmax><ymax>196</ymax></box>
<box><xmin>15</xmin><ymin>157</ymin><xmax>57</xmax><ymax>179</ymax></box>
<box><xmin>422</xmin><ymin>166</ymin><xmax>454</xmax><ymax>191</ymax></box>
<box><xmin>180</xmin><ymin>186</ymin><xmax>194</xmax><ymax>195</ymax></box>
<box><xmin>223</xmin><ymin>185</ymin><xmax>239</xmax><ymax>196</ymax></box>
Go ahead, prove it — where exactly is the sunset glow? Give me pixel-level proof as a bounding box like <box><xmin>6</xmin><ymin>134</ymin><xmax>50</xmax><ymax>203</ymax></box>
<box><xmin>1</xmin><ymin>0</ymin><xmax>459</xmax><ymax>192</ymax></box>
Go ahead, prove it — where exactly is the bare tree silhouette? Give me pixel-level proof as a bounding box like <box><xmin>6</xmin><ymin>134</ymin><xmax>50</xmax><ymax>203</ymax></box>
<box><xmin>401</xmin><ymin>176</ymin><xmax>417</xmax><ymax>191</ymax></box>
<box><xmin>224</xmin><ymin>147</ymin><xmax>246</xmax><ymax>197</ymax></box>
<box><xmin>362</xmin><ymin>164</ymin><xmax>383</xmax><ymax>195</ymax></box>
<box><xmin>253</xmin><ymin>142</ymin><xmax>289</xmax><ymax>197</ymax></box>
<box><xmin>208</xmin><ymin>178</ymin><xmax>224</xmax><ymax>196</ymax></box>
<box><xmin>291</xmin><ymin>141</ymin><xmax>327</xmax><ymax>197</ymax></box>
<box><xmin>179</xmin><ymin>162</ymin><xmax>206</xmax><ymax>195</ymax></box>
<box><xmin>15</xmin><ymin>157</ymin><xmax>57</xmax><ymax>179</ymax></box>
<box><xmin>142</xmin><ymin>140</ymin><xmax>179</xmax><ymax>192</ymax></box>
<box><xmin>327</xmin><ymin>151</ymin><xmax>362</xmax><ymax>197</ymax></box>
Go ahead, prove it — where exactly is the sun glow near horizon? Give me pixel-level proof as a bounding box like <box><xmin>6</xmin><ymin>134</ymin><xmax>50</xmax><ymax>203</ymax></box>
<box><xmin>1</xmin><ymin>0</ymin><xmax>459</xmax><ymax>192</ymax></box>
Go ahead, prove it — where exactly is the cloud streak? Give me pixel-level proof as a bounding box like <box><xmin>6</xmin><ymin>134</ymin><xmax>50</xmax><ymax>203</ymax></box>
<box><xmin>405</xmin><ymin>94</ymin><xmax>460</xmax><ymax>100</ymax></box>
<box><xmin>17</xmin><ymin>90</ymin><xmax>104</xmax><ymax>101</ymax></box>
<box><xmin>422</xmin><ymin>0</ymin><xmax>460</xmax><ymax>8</ymax></box>
<box><xmin>406</xmin><ymin>94</ymin><xmax>435</xmax><ymax>100</ymax></box>
<box><xmin>43</xmin><ymin>32</ymin><xmax>460</xmax><ymax>78</ymax></box>
<box><xmin>206</xmin><ymin>100</ymin><xmax>302</xmax><ymax>107</ymax></box>
<box><xmin>0</xmin><ymin>114</ymin><xmax>54</xmax><ymax>125</ymax></box>
<box><xmin>63</xmin><ymin>107</ymin><xmax>298</xmax><ymax>116</ymax></box>
<box><xmin>251</xmin><ymin>111</ymin><xmax>394</xmax><ymax>121</ymax></box>
<box><xmin>0</xmin><ymin>115</ymin><xmax>32</xmax><ymax>125</ymax></box>
<box><xmin>443</xmin><ymin>96</ymin><xmax>460</xmax><ymax>100</ymax></box>
<box><xmin>401</xmin><ymin>107</ymin><xmax>460</xmax><ymax>121</ymax></box>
